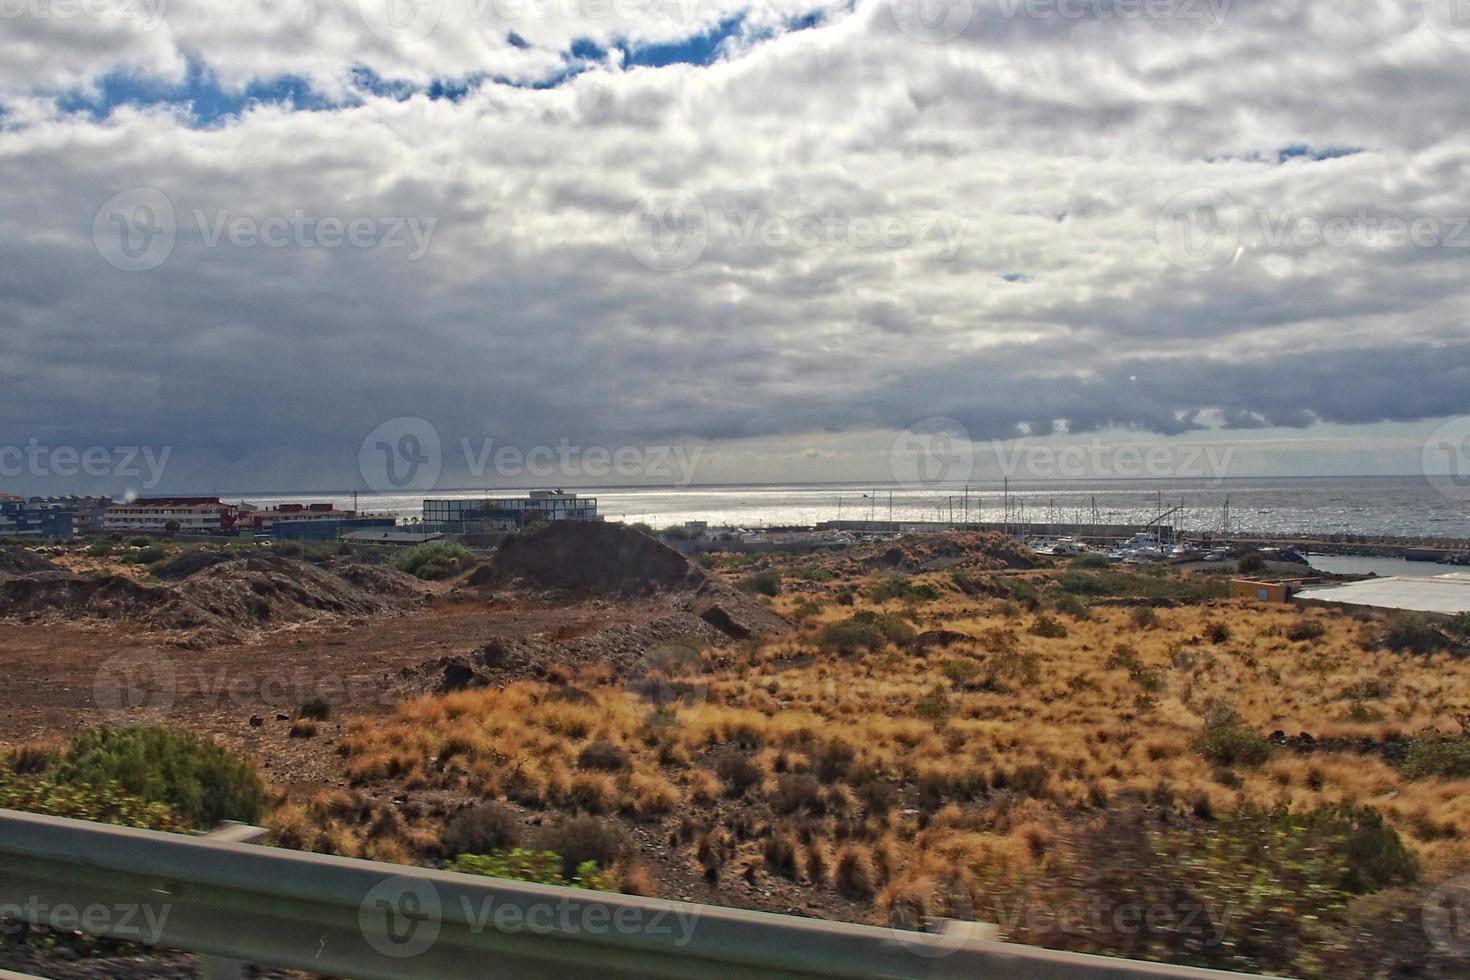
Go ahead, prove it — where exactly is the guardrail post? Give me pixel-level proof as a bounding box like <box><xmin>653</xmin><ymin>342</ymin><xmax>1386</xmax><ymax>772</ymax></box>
<box><xmin>197</xmin><ymin>822</ymin><xmax>269</xmax><ymax>980</ymax></box>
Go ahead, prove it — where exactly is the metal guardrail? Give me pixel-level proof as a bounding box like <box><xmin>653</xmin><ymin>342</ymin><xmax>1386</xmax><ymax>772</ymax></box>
<box><xmin>0</xmin><ymin>808</ymin><xmax>1264</xmax><ymax>979</ymax></box>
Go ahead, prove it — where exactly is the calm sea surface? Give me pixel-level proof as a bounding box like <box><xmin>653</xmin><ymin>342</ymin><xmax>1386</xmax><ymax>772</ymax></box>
<box><xmin>233</xmin><ymin>476</ymin><xmax>1468</xmax><ymax>539</ymax></box>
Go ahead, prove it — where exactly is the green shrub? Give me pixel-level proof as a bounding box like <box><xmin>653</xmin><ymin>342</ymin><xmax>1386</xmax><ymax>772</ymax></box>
<box><xmin>868</xmin><ymin>575</ymin><xmax>939</xmax><ymax>603</ymax></box>
<box><xmin>1029</xmin><ymin>614</ymin><xmax>1068</xmax><ymax>638</ymax></box>
<box><xmin>1236</xmin><ymin>552</ymin><xmax>1266</xmax><ymax>574</ymax></box>
<box><xmin>1193</xmin><ymin>722</ymin><xmax>1270</xmax><ymax>769</ymax></box>
<box><xmin>52</xmin><ymin>726</ymin><xmax>265</xmax><ymax>827</ymax></box>
<box><xmin>133</xmin><ymin>544</ymin><xmax>167</xmax><ymax>564</ymax></box>
<box><xmin>1204</xmin><ymin>621</ymin><xmax>1231</xmax><ymax>644</ymax></box>
<box><xmin>447</xmin><ymin>848</ymin><xmax>615</xmax><ymax>890</ymax></box>
<box><xmin>441</xmin><ymin>802</ymin><xmax>522</xmax><ymax>855</ymax></box>
<box><xmin>1401</xmin><ymin>730</ymin><xmax>1470</xmax><ymax>780</ymax></box>
<box><xmin>1052</xmin><ymin>592</ymin><xmax>1090</xmax><ymax>619</ymax></box>
<box><xmin>791</xmin><ymin>599</ymin><xmax>823</xmax><ymax>621</ymax></box>
<box><xmin>817</xmin><ymin>611</ymin><xmax>915</xmax><ymax>654</ymax></box>
<box><xmin>1070</xmin><ymin>553</ymin><xmax>1111</xmax><ymax>569</ymax></box>
<box><xmin>541</xmin><ymin>816</ymin><xmax>633</xmax><ymax>881</ymax></box>
<box><xmin>1286</xmin><ymin>619</ymin><xmax>1326</xmax><ymax>642</ymax></box>
<box><xmin>0</xmin><ymin>767</ymin><xmax>183</xmax><ymax>831</ymax></box>
<box><xmin>394</xmin><ymin>541</ymin><xmax>472</xmax><ymax>580</ymax></box>
<box><xmin>738</xmin><ymin>568</ymin><xmax>782</xmax><ymax>597</ymax></box>
<box><xmin>1379</xmin><ymin>611</ymin><xmax>1444</xmax><ymax>655</ymax></box>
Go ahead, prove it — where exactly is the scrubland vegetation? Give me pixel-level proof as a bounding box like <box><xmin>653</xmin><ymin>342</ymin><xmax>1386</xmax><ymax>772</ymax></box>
<box><xmin>7</xmin><ymin>542</ymin><xmax>1470</xmax><ymax>976</ymax></box>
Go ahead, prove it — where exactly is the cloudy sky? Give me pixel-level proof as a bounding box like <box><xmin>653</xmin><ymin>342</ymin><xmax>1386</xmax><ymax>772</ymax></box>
<box><xmin>1</xmin><ymin>0</ymin><xmax>1467</xmax><ymax>496</ymax></box>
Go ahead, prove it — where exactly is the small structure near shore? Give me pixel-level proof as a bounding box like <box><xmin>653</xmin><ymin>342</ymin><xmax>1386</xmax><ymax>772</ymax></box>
<box><xmin>1293</xmin><ymin>572</ymin><xmax>1470</xmax><ymax>619</ymax></box>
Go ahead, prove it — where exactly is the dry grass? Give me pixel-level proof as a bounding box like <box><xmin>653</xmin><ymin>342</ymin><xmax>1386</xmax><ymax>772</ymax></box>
<box><xmin>331</xmin><ymin>559</ymin><xmax>1470</xmax><ymax>975</ymax></box>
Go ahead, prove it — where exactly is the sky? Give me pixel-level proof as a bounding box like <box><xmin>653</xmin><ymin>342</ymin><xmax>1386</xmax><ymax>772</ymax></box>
<box><xmin>0</xmin><ymin>0</ymin><xmax>1468</xmax><ymax>497</ymax></box>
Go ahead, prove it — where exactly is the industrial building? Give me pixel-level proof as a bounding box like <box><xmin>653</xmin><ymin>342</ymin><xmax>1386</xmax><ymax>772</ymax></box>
<box><xmin>423</xmin><ymin>490</ymin><xmax>599</xmax><ymax>532</ymax></box>
<box><xmin>1293</xmin><ymin>573</ymin><xmax>1470</xmax><ymax>618</ymax></box>
<box><xmin>103</xmin><ymin>497</ymin><xmax>239</xmax><ymax>534</ymax></box>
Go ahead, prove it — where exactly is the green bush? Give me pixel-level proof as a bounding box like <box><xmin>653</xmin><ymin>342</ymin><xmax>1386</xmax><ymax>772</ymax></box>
<box><xmin>1286</xmin><ymin>619</ymin><xmax>1326</xmax><ymax>642</ymax></box>
<box><xmin>541</xmin><ymin>816</ymin><xmax>633</xmax><ymax>881</ymax></box>
<box><xmin>1070</xmin><ymin>553</ymin><xmax>1111</xmax><ymax>569</ymax></box>
<box><xmin>1236</xmin><ymin>552</ymin><xmax>1266</xmax><ymax>574</ymax></box>
<box><xmin>52</xmin><ymin>726</ymin><xmax>265</xmax><ymax>827</ymax></box>
<box><xmin>1051</xmin><ymin>592</ymin><xmax>1090</xmax><ymax>619</ymax></box>
<box><xmin>817</xmin><ymin>611</ymin><xmax>916</xmax><ymax>654</ymax></box>
<box><xmin>447</xmin><ymin>849</ymin><xmax>616</xmax><ymax>890</ymax></box>
<box><xmin>1401</xmin><ymin>730</ymin><xmax>1470</xmax><ymax>780</ymax></box>
<box><xmin>1029</xmin><ymin>614</ymin><xmax>1068</xmax><ymax>638</ymax></box>
<box><xmin>868</xmin><ymin>575</ymin><xmax>939</xmax><ymax>603</ymax></box>
<box><xmin>0</xmin><ymin>767</ymin><xmax>183</xmax><ymax>831</ymax></box>
<box><xmin>1379</xmin><ymin>611</ymin><xmax>1444</xmax><ymax>655</ymax></box>
<box><xmin>1193</xmin><ymin>722</ymin><xmax>1271</xmax><ymax>769</ymax></box>
<box><xmin>738</xmin><ymin>568</ymin><xmax>782</xmax><ymax>597</ymax></box>
<box><xmin>394</xmin><ymin>541</ymin><xmax>472</xmax><ymax>580</ymax></box>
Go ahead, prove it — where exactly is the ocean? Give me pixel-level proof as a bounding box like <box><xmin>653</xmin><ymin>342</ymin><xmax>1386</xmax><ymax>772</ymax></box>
<box><xmin>235</xmin><ymin>476</ymin><xmax>1468</xmax><ymax>539</ymax></box>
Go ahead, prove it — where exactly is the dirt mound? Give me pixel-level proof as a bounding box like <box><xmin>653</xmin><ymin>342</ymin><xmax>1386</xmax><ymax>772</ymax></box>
<box><xmin>495</xmin><ymin>522</ymin><xmax>707</xmax><ymax>594</ymax></box>
<box><xmin>848</xmin><ymin>532</ymin><xmax>1038</xmax><ymax>573</ymax></box>
<box><xmin>0</xmin><ymin>547</ymin><xmax>61</xmax><ymax>575</ymax></box>
<box><xmin>147</xmin><ymin>549</ymin><xmax>236</xmax><ymax>580</ymax></box>
<box><xmin>0</xmin><ymin>554</ymin><xmax>426</xmax><ymax>646</ymax></box>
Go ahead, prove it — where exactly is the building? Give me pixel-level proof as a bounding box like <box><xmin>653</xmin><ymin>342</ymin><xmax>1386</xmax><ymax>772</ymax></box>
<box><xmin>341</xmin><ymin>529</ymin><xmax>444</xmax><ymax>546</ymax></box>
<box><xmin>423</xmin><ymin>491</ymin><xmax>599</xmax><ymax>532</ymax></box>
<box><xmin>270</xmin><ymin>516</ymin><xmax>398</xmax><ymax>541</ymax></box>
<box><xmin>1293</xmin><ymin>573</ymin><xmax>1470</xmax><ymax>619</ymax></box>
<box><xmin>0</xmin><ymin>499</ymin><xmax>76</xmax><ymax>539</ymax></box>
<box><xmin>1230</xmin><ymin>579</ymin><xmax>1295</xmax><ymax>603</ymax></box>
<box><xmin>239</xmin><ymin>503</ymin><xmax>359</xmax><ymax>533</ymax></box>
<box><xmin>103</xmin><ymin>497</ymin><xmax>238</xmax><ymax>534</ymax></box>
